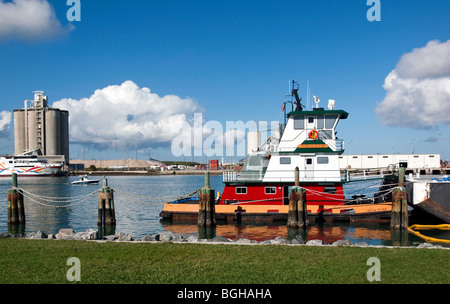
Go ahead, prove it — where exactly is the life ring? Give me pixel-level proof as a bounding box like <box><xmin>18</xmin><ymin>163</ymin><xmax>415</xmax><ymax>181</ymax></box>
<box><xmin>308</xmin><ymin>130</ymin><xmax>319</xmax><ymax>140</ymax></box>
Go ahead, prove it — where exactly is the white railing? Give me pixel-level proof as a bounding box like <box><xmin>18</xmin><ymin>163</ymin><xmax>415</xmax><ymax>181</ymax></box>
<box><xmin>223</xmin><ymin>171</ymin><xmax>239</xmax><ymax>182</ymax></box>
<box><xmin>223</xmin><ymin>170</ymin><xmax>265</xmax><ymax>182</ymax></box>
<box><xmin>343</xmin><ymin>168</ymin><xmax>389</xmax><ymax>182</ymax></box>
<box><xmin>224</xmin><ymin>167</ymin><xmax>391</xmax><ymax>183</ymax></box>
<box><xmin>335</xmin><ymin>139</ymin><xmax>344</xmax><ymax>152</ymax></box>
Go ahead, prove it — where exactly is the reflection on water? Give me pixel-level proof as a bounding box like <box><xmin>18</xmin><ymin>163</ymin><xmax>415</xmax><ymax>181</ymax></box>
<box><xmin>161</xmin><ymin>220</ymin><xmax>413</xmax><ymax>246</ymax></box>
<box><xmin>0</xmin><ymin>175</ymin><xmax>448</xmax><ymax>247</ymax></box>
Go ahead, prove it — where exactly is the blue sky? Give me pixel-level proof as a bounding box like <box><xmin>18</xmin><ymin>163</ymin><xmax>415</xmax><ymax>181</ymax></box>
<box><xmin>1</xmin><ymin>0</ymin><xmax>450</xmax><ymax>162</ymax></box>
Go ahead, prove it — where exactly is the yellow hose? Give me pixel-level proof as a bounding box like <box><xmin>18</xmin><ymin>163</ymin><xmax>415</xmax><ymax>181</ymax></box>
<box><xmin>407</xmin><ymin>224</ymin><xmax>450</xmax><ymax>244</ymax></box>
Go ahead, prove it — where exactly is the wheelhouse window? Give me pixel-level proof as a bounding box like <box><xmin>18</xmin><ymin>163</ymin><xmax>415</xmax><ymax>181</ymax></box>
<box><xmin>236</xmin><ymin>187</ymin><xmax>247</xmax><ymax>194</ymax></box>
<box><xmin>325</xmin><ymin>115</ymin><xmax>338</xmax><ymax>129</ymax></box>
<box><xmin>280</xmin><ymin>157</ymin><xmax>291</xmax><ymax>164</ymax></box>
<box><xmin>316</xmin><ymin>115</ymin><xmax>324</xmax><ymax>129</ymax></box>
<box><xmin>265</xmin><ymin>187</ymin><xmax>276</xmax><ymax>194</ymax></box>
<box><xmin>294</xmin><ymin>116</ymin><xmax>304</xmax><ymax>129</ymax></box>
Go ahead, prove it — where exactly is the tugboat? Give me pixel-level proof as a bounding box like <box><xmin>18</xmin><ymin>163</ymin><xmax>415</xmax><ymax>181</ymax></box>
<box><xmin>160</xmin><ymin>81</ymin><xmax>393</xmax><ymax>222</ymax></box>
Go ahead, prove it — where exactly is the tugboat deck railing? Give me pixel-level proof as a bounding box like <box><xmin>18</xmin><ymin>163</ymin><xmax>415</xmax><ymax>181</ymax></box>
<box><xmin>223</xmin><ymin>167</ymin><xmax>394</xmax><ymax>183</ymax></box>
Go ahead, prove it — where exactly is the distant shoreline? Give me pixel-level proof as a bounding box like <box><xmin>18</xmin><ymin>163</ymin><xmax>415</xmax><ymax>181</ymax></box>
<box><xmin>70</xmin><ymin>170</ymin><xmax>225</xmax><ymax>176</ymax></box>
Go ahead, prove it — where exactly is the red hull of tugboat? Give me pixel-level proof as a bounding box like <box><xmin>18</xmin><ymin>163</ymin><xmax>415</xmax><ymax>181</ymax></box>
<box><xmin>219</xmin><ymin>182</ymin><xmax>345</xmax><ymax>207</ymax></box>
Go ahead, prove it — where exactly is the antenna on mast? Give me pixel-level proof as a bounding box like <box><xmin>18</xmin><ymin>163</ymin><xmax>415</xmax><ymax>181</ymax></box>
<box><xmin>306</xmin><ymin>80</ymin><xmax>310</xmax><ymax>110</ymax></box>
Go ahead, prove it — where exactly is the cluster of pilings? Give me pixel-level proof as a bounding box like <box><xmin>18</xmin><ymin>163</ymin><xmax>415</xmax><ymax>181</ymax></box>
<box><xmin>197</xmin><ymin>172</ymin><xmax>216</xmax><ymax>238</ymax></box>
<box><xmin>391</xmin><ymin>167</ymin><xmax>409</xmax><ymax>230</ymax></box>
<box><xmin>4</xmin><ymin>174</ymin><xmax>117</xmax><ymax>236</ymax></box>
<box><xmin>5</xmin><ymin>173</ymin><xmax>25</xmax><ymax>234</ymax></box>
<box><xmin>287</xmin><ymin>167</ymin><xmax>307</xmax><ymax>229</ymax></box>
<box><xmin>97</xmin><ymin>177</ymin><xmax>116</xmax><ymax>236</ymax></box>
<box><xmin>7</xmin><ymin>173</ymin><xmax>25</xmax><ymax>225</ymax></box>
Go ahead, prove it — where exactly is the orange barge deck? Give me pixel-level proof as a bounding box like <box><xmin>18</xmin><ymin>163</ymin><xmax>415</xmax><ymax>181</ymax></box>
<box><xmin>160</xmin><ymin>202</ymin><xmax>394</xmax><ymax>223</ymax></box>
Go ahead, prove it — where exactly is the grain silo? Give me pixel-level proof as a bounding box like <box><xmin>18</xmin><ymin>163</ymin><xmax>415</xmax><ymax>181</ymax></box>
<box><xmin>13</xmin><ymin>91</ymin><xmax>69</xmax><ymax>165</ymax></box>
<box><xmin>247</xmin><ymin>131</ymin><xmax>261</xmax><ymax>155</ymax></box>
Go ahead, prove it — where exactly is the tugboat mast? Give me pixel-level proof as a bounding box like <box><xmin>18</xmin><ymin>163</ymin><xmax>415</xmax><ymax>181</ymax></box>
<box><xmin>282</xmin><ymin>80</ymin><xmax>304</xmax><ymax>128</ymax></box>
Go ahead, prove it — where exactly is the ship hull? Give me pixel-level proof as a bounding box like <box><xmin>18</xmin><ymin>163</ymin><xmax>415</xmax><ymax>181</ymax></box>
<box><xmin>160</xmin><ymin>201</ymin><xmax>393</xmax><ymax>223</ymax></box>
<box><xmin>0</xmin><ymin>166</ymin><xmax>62</xmax><ymax>176</ymax></box>
<box><xmin>406</xmin><ymin>181</ymin><xmax>450</xmax><ymax>223</ymax></box>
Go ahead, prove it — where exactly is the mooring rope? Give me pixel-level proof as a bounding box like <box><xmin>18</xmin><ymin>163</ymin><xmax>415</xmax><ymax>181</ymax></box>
<box><xmin>17</xmin><ymin>187</ymin><xmax>101</xmax><ymax>203</ymax></box>
<box><xmin>17</xmin><ymin>187</ymin><xmax>100</xmax><ymax>208</ymax></box>
<box><xmin>11</xmin><ymin>186</ymin><xmax>202</xmax><ymax>208</ymax></box>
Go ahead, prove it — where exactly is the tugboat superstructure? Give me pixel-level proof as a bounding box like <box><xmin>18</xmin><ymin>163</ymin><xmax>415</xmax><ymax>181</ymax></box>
<box><xmin>219</xmin><ymin>82</ymin><xmax>348</xmax><ymax>208</ymax></box>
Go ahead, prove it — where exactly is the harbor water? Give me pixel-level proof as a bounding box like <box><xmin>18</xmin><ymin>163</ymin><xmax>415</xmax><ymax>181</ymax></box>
<box><xmin>0</xmin><ymin>174</ymin><xmax>448</xmax><ymax>246</ymax></box>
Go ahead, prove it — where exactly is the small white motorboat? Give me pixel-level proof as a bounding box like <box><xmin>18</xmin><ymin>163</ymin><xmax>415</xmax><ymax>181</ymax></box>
<box><xmin>71</xmin><ymin>175</ymin><xmax>100</xmax><ymax>185</ymax></box>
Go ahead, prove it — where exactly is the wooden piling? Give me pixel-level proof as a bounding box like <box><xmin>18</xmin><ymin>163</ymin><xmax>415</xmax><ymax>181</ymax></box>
<box><xmin>97</xmin><ymin>195</ymin><xmax>104</xmax><ymax>226</ymax></box>
<box><xmin>97</xmin><ymin>177</ymin><xmax>116</xmax><ymax>226</ymax></box>
<box><xmin>288</xmin><ymin>187</ymin><xmax>307</xmax><ymax>228</ymax></box>
<box><xmin>391</xmin><ymin>167</ymin><xmax>408</xmax><ymax>230</ymax></box>
<box><xmin>297</xmin><ymin>188</ymin><xmax>307</xmax><ymax>227</ymax></box>
<box><xmin>198</xmin><ymin>188</ymin><xmax>216</xmax><ymax>227</ymax></box>
<box><xmin>7</xmin><ymin>173</ymin><xmax>25</xmax><ymax>224</ymax></box>
<box><xmin>391</xmin><ymin>187</ymin><xmax>402</xmax><ymax>230</ymax></box>
<box><xmin>198</xmin><ymin>171</ymin><xmax>216</xmax><ymax>227</ymax></box>
<box><xmin>288</xmin><ymin>167</ymin><xmax>307</xmax><ymax>228</ymax></box>
<box><xmin>398</xmin><ymin>167</ymin><xmax>409</xmax><ymax>229</ymax></box>
<box><xmin>401</xmin><ymin>190</ymin><xmax>409</xmax><ymax>229</ymax></box>
<box><xmin>398</xmin><ymin>166</ymin><xmax>405</xmax><ymax>187</ymax></box>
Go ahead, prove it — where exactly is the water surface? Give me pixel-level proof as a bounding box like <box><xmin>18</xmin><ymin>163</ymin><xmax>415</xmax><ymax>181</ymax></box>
<box><xmin>0</xmin><ymin>175</ymin><xmax>447</xmax><ymax>246</ymax></box>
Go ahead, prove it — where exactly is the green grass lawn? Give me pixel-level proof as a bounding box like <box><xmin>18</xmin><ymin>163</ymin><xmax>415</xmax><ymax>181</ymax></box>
<box><xmin>0</xmin><ymin>239</ymin><xmax>448</xmax><ymax>284</ymax></box>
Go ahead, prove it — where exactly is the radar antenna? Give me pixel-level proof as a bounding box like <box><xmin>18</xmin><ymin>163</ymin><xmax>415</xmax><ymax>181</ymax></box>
<box><xmin>291</xmin><ymin>80</ymin><xmax>303</xmax><ymax>111</ymax></box>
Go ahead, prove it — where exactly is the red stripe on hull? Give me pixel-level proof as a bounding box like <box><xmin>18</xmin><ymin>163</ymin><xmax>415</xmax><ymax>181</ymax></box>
<box><xmin>219</xmin><ymin>183</ymin><xmax>345</xmax><ymax>206</ymax></box>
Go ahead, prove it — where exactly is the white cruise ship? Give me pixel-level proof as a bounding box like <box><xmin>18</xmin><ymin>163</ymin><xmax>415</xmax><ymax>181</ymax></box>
<box><xmin>0</xmin><ymin>155</ymin><xmax>63</xmax><ymax>176</ymax></box>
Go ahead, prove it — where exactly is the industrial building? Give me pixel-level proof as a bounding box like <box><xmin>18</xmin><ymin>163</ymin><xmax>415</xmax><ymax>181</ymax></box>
<box><xmin>339</xmin><ymin>154</ymin><xmax>441</xmax><ymax>173</ymax></box>
<box><xmin>13</xmin><ymin>91</ymin><xmax>69</xmax><ymax>165</ymax></box>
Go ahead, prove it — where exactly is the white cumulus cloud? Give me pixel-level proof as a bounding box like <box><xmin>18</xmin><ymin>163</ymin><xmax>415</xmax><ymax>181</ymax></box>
<box><xmin>0</xmin><ymin>111</ymin><xmax>12</xmax><ymax>137</ymax></box>
<box><xmin>375</xmin><ymin>40</ymin><xmax>450</xmax><ymax>128</ymax></box>
<box><xmin>0</xmin><ymin>0</ymin><xmax>72</xmax><ymax>41</ymax></box>
<box><xmin>52</xmin><ymin>80</ymin><xmax>203</xmax><ymax>150</ymax></box>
